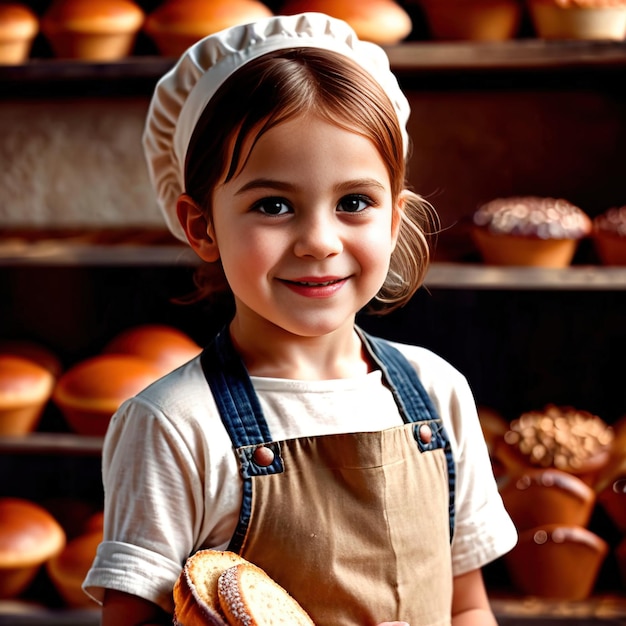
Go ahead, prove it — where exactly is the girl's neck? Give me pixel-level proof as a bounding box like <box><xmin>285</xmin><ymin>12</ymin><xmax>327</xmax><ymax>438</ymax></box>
<box><xmin>228</xmin><ymin>318</ymin><xmax>371</xmax><ymax>380</ymax></box>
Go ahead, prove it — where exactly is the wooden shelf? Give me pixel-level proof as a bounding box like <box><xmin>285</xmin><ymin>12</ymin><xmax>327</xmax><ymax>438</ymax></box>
<box><xmin>0</xmin><ymin>433</ymin><xmax>103</xmax><ymax>455</ymax></box>
<box><xmin>1</xmin><ymin>39</ymin><xmax>625</xmax><ymax>97</ymax></box>
<box><xmin>1</xmin><ymin>596</ymin><xmax>624</xmax><ymax>625</ymax></box>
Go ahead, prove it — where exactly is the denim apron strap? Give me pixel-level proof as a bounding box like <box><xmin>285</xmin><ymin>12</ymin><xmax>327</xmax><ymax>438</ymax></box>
<box><xmin>200</xmin><ymin>326</ymin><xmax>455</xmax><ymax>547</ymax></box>
<box><xmin>358</xmin><ymin>330</ymin><xmax>456</xmax><ymax>540</ymax></box>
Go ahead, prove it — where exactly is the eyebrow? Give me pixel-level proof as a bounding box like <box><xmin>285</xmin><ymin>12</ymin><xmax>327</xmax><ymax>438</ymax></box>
<box><xmin>234</xmin><ymin>177</ymin><xmax>388</xmax><ymax>195</ymax></box>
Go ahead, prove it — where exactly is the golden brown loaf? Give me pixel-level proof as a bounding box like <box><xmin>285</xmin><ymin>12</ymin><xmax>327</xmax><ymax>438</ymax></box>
<box><xmin>0</xmin><ymin>355</ymin><xmax>55</xmax><ymax>435</ymax></box>
<box><xmin>173</xmin><ymin>549</ymin><xmax>315</xmax><ymax>626</ymax></box>
<box><xmin>42</xmin><ymin>0</ymin><xmax>145</xmax><ymax>60</ymax></box>
<box><xmin>0</xmin><ymin>3</ymin><xmax>39</xmax><ymax>64</ymax></box>
<box><xmin>103</xmin><ymin>324</ymin><xmax>202</xmax><ymax>376</ymax></box>
<box><xmin>280</xmin><ymin>0</ymin><xmax>413</xmax><ymax>44</ymax></box>
<box><xmin>46</xmin><ymin>530</ymin><xmax>102</xmax><ymax>608</ymax></box>
<box><xmin>144</xmin><ymin>0</ymin><xmax>274</xmax><ymax>57</ymax></box>
<box><xmin>0</xmin><ymin>498</ymin><xmax>66</xmax><ymax>599</ymax></box>
<box><xmin>52</xmin><ymin>354</ymin><xmax>162</xmax><ymax>436</ymax></box>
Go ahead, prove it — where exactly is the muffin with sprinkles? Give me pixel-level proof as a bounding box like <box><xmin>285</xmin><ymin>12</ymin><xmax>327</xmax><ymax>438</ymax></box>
<box><xmin>471</xmin><ymin>196</ymin><xmax>591</xmax><ymax>267</ymax></box>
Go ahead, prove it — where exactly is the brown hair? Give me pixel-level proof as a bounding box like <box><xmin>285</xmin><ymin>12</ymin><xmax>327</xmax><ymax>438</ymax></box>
<box><xmin>183</xmin><ymin>47</ymin><xmax>438</xmax><ymax>313</ymax></box>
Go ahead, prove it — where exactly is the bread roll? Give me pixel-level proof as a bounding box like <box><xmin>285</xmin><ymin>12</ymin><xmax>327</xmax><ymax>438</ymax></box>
<box><xmin>0</xmin><ymin>3</ymin><xmax>39</xmax><ymax>64</ymax></box>
<box><xmin>0</xmin><ymin>355</ymin><xmax>55</xmax><ymax>435</ymax></box>
<box><xmin>46</xmin><ymin>530</ymin><xmax>102</xmax><ymax>608</ymax></box>
<box><xmin>52</xmin><ymin>354</ymin><xmax>162</xmax><ymax>436</ymax></box>
<box><xmin>144</xmin><ymin>0</ymin><xmax>274</xmax><ymax>58</ymax></box>
<box><xmin>0</xmin><ymin>340</ymin><xmax>63</xmax><ymax>378</ymax></box>
<box><xmin>280</xmin><ymin>0</ymin><xmax>413</xmax><ymax>44</ymax></box>
<box><xmin>42</xmin><ymin>0</ymin><xmax>144</xmax><ymax>60</ymax></box>
<box><xmin>103</xmin><ymin>324</ymin><xmax>201</xmax><ymax>376</ymax></box>
<box><xmin>0</xmin><ymin>498</ymin><xmax>66</xmax><ymax>599</ymax></box>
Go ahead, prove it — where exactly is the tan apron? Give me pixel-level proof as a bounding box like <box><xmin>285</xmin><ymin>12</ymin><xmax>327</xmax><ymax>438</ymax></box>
<box><xmin>201</xmin><ymin>328</ymin><xmax>455</xmax><ymax>626</ymax></box>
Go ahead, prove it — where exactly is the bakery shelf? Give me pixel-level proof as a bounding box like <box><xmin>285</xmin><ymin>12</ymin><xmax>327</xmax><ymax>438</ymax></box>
<box><xmin>1</xmin><ymin>39</ymin><xmax>626</xmax><ymax>97</ymax></box>
<box><xmin>424</xmin><ymin>263</ymin><xmax>626</xmax><ymax>290</ymax></box>
<box><xmin>2</xmin><ymin>235</ymin><xmax>626</xmax><ymax>290</ymax></box>
<box><xmin>0</xmin><ymin>433</ymin><xmax>103</xmax><ymax>455</ymax></box>
<box><xmin>0</xmin><ymin>596</ymin><xmax>624</xmax><ymax>626</ymax></box>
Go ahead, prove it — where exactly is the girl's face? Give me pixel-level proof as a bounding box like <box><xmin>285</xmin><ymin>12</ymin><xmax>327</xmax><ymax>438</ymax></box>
<box><xmin>207</xmin><ymin>114</ymin><xmax>402</xmax><ymax>340</ymax></box>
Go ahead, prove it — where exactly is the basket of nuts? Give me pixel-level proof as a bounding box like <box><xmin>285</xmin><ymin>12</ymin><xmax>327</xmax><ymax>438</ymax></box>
<box><xmin>495</xmin><ymin>404</ymin><xmax>614</xmax><ymax>487</ymax></box>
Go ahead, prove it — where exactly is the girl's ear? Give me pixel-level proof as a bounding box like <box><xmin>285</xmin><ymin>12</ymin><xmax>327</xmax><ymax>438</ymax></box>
<box><xmin>176</xmin><ymin>194</ymin><xmax>220</xmax><ymax>262</ymax></box>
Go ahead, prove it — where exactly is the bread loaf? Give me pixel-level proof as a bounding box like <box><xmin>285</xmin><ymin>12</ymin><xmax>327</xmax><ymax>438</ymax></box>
<box><xmin>173</xmin><ymin>549</ymin><xmax>315</xmax><ymax>626</ymax></box>
<box><xmin>218</xmin><ymin>563</ymin><xmax>315</xmax><ymax>626</ymax></box>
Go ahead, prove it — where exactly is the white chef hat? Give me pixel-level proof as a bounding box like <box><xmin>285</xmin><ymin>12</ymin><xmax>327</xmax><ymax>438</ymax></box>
<box><xmin>143</xmin><ymin>12</ymin><xmax>411</xmax><ymax>242</ymax></box>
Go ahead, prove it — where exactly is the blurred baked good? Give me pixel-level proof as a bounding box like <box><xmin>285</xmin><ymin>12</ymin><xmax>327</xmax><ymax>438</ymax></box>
<box><xmin>597</xmin><ymin>476</ymin><xmax>626</xmax><ymax>532</ymax></box>
<box><xmin>471</xmin><ymin>196</ymin><xmax>592</xmax><ymax>267</ymax></box>
<box><xmin>527</xmin><ymin>0</ymin><xmax>626</xmax><ymax>40</ymax></box>
<box><xmin>0</xmin><ymin>355</ymin><xmax>55</xmax><ymax>436</ymax></box>
<box><xmin>592</xmin><ymin>206</ymin><xmax>626</xmax><ymax>265</ymax></box>
<box><xmin>0</xmin><ymin>498</ymin><xmax>66</xmax><ymax>599</ymax></box>
<box><xmin>499</xmin><ymin>467</ymin><xmax>596</xmax><ymax>531</ymax></box>
<box><xmin>103</xmin><ymin>324</ymin><xmax>201</xmax><ymax>377</ymax></box>
<box><xmin>495</xmin><ymin>404</ymin><xmax>613</xmax><ymax>487</ymax></box>
<box><xmin>504</xmin><ymin>524</ymin><xmax>608</xmax><ymax>599</ymax></box>
<box><xmin>46</xmin><ymin>530</ymin><xmax>102</xmax><ymax>608</ymax></box>
<box><xmin>41</xmin><ymin>0</ymin><xmax>144</xmax><ymax>60</ymax></box>
<box><xmin>144</xmin><ymin>0</ymin><xmax>273</xmax><ymax>57</ymax></box>
<box><xmin>0</xmin><ymin>340</ymin><xmax>63</xmax><ymax>378</ymax></box>
<box><xmin>52</xmin><ymin>354</ymin><xmax>162</xmax><ymax>436</ymax></box>
<box><xmin>617</xmin><ymin>536</ymin><xmax>626</xmax><ymax>589</ymax></box>
<box><xmin>280</xmin><ymin>0</ymin><xmax>413</xmax><ymax>44</ymax></box>
<box><xmin>0</xmin><ymin>3</ymin><xmax>39</xmax><ymax>64</ymax></box>
<box><xmin>419</xmin><ymin>0</ymin><xmax>522</xmax><ymax>41</ymax></box>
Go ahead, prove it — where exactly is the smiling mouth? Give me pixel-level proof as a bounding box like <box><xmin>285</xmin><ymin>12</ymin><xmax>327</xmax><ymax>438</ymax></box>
<box><xmin>284</xmin><ymin>278</ymin><xmax>344</xmax><ymax>287</ymax></box>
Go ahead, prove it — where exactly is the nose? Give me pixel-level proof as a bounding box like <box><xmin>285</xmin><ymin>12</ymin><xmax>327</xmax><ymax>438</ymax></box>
<box><xmin>293</xmin><ymin>211</ymin><xmax>343</xmax><ymax>259</ymax></box>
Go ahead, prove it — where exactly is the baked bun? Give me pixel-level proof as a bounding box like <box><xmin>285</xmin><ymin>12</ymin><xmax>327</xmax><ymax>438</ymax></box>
<box><xmin>280</xmin><ymin>0</ymin><xmax>412</xmax><ymax>44</ymax></box>
<box><xmin>144</xmin><ymin>0</ymin><xmax>274</xmax><ymax>58</ymax></box>
<box><xmin>0</xmin><ymin>340</ymin><xmax>63</xmax><ymax>378</ymax></box>
<box><xmin>173</xmin><ymin>549</ymin><xmax>314</xmax><ymax>626</ymax></box>
<box><xmin>419</xmin><ymin>0</ymin><xmax>522</xmax><ymax>41</ymax></box>
<box><xmin>103</xmin><ymin>324</ymin><xmax>201</xmax><ymax>376</ymax></box>
<box><xmin>42</xmin><ymin>0</ymin><xmax>144</xmax><ymax>60</ymax></box>
<box><xmin>499</xmin><ymin>467</ymin><xmax>596</xmax><ymax>531</ymax></box>
<box><xmin>471</xmin><ymin>196</ymin><xmax>591</xmax><ymax>267</ymax></box>
<box><xmin>592</xmin><ymin>206</ymin><xmax>626</xmax><ymax>265</ymax></box>
<box><xmin>504</xmin><ymin>524</ymin><xmax>608</xmax><ymax>600</ymax></box>
<box><xmin>46</xmin><ymin>530</ymin><xmax>102</xmax><ymax>608</ymax></box>
<box><xmin>52</xmin><ymin>354</ymin><xmax>162</xmax><ymax>436</ymax></box>
<box><xmin>218</xmin><ymin>563</ymin><xmax>315</xmax><ymax>626</ymax></box>
<box><xmin>528</xmin><ymin>0</ymin><xmax>626</xmax><ymax>40</ymax></box>
<box><xmin>495</xmin><ymin>404</ymin><xmax>613</xmax><ymax>487</ymax></box>
<box><xmin>0</xmin><ymin>3</ymin><xmax>39</xmax><ymax>64</ymax></box>
<box><xmin>0</xmin><ymin>355</ymin><xmax>55</xmax><ymax>435</ymax></box>
<box><xmin>0</xmin><ymin>498</ymin><xmax>66</xmax><ymax>599</ymax></box>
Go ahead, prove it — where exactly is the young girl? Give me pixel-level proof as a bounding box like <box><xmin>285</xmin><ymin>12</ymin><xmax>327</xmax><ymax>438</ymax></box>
<box><xmin>84</xmin><ymin>12</ymin><xmax>517</xmax><ymax>626</ymax></box>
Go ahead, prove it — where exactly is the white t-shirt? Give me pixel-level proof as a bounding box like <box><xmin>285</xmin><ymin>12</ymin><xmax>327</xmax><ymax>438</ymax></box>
<box><xmin>83</xmin><ymin>339</ymin><xmax>517</xmax><ymax>612</ymax></box>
